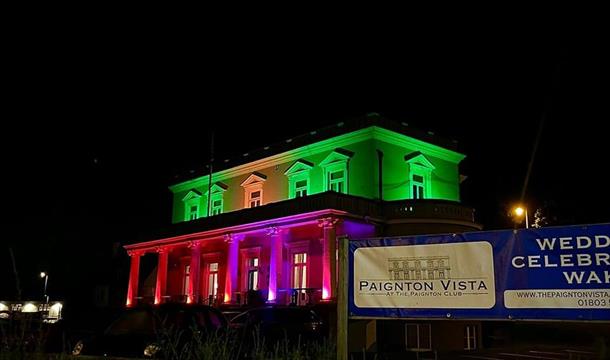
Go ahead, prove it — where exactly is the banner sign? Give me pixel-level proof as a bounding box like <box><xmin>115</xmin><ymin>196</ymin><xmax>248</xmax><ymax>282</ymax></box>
<box><xmin>349</xmin><ymin>223</ymin><xmax>610</xmax><ymax>321</ymax></box>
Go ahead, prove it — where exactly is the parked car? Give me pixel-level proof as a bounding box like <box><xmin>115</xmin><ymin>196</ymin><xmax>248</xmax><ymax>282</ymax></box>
<box><xmin>230</xmin><ymin>306</ymin><xmax>324</xmax><ymax>346</ymax></box>
<box><xmin>72</xmin><ymin>303</ymin><xmax>227</xmax><ymax>358</ymax></box>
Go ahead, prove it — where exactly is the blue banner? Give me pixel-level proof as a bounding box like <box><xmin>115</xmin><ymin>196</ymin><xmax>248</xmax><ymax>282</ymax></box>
<box><xmin>348</xmin><ymin>223</ymin><xmax>610</xmax><ymax>321</ymax></box>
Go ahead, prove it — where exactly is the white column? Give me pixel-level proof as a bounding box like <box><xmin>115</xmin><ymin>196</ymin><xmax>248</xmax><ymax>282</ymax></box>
<box><xmin>154</xmin><ymin>247</ymin><xmax>169</xmax><ymax>305</ymax></box>
<box><xmin>188</xmin><ymin>241</ymin><xmax>201</xmax><ymax>304</ymax></box>
<box><xmin>126</xmin><ymin>250</ymin><xmax>142</xmax><ymax>307</ymax></box>
<box><xmin>319</xmin><ymin>217</ymin><xmax>339</xmax><ymax>300</ymax></box>
<box><xmin>267</xmin><ymin>226</ymin><xmax>283</xmax><ymax>302</ymax></box>
<box><xmin>223</xmin><ymin>234</ymin><xmax>240</xmax><ymax>303</ymax></box>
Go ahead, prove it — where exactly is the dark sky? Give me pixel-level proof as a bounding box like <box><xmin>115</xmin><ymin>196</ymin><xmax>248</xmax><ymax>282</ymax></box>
<box><xmin>1</xmin><ymin>23</ymin><xmax>608</xmax><ymax>300</ymax></box>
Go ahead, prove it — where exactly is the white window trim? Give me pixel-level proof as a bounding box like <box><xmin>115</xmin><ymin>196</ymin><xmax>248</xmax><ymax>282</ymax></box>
<box><xmin>320</xmin><ymin>150</ymin><xmax>352</xmax><ymax>194</ymax></box>
<box><xmin>405</xmin><ymin>323</ymin><xmax>432</xmax><ymax>351</ymax></box>
<box><xmin>241</xmin><ymin>173</ymin><xmax>267</xmax><ymax>208</ymax></box>
<box><xmin>286</xmin><ymin>240</ymin><xmax>310</xmax><ymax>290</ymax></box>
<box><xmin>202</xmin><ymin>252</ymin><xmax>221</xmax><ymax>301</ymax></box>
<box><xmin>240</xmin><ymin>247</ymin><xmax>261</xmax><ymax>292</ymax></box>
<box><xmin>204</xmin><ymin>183</ymin><xmax>227</xmax><ymax>216</ymax></box>
<box><xmin>182</xmin><ymin>190</ymin><xmax>202</xmax><ymax>222</ymax></box>
<box><xmin>405</xmin><ymin>153</ymin><xmax>435</xmax><ymax>200</ymax></box>
<box><xmin>284</xmin><ymin>160</ymin><xmax>313</xmax><ymax>199</ymax></box>
<box><xmin>464</xmin><ymin>324</ymin><xmax>477</xmax><ymax>350</ymax></box>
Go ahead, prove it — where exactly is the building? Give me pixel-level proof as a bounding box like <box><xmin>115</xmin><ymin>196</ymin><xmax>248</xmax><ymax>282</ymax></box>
<box><xmin>123</xmin><ymin>114</ymin><xmax>481</xmax><ymax>348</ymax></box>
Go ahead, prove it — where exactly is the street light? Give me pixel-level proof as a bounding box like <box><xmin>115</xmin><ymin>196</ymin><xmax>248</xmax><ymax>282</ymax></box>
<box><xmin>40</xmin><ymin>272</ymin><xmax>49</xmax><ymax>304</ymax></box>
<box><xmin>513</xmin><ymin>206</ymin><xmax>529</xmax><ymax>229</ymax></box>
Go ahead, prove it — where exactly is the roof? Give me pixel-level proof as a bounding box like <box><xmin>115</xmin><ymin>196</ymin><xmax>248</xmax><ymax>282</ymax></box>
<box><xmin>170</xmin><ymin>112</ymin><xmax>460</xmax><ymax>185</ymax></box>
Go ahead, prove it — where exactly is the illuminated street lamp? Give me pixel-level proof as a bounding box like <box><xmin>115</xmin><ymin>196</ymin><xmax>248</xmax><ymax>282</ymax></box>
<box><xmin>40</xmin><ymin>272</ymin><xmax>49</xmax><ymax>303</ymax></box>
<box><xmin>513</xmin><ymin>206</ymin><xmax>529</xmax><ymax>229</ymax></box>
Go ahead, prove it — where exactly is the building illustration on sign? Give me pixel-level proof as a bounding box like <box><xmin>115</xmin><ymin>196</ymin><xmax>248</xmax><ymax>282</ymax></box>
<box><xmin>388</xmin><ymin>256</ymin><xmax>451</xmax><ymax>281</ymax></box>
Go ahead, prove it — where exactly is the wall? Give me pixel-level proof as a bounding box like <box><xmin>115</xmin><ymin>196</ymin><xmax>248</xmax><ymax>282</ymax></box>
<box><xmin>170</xmin><ymin>126</ymin><xmax>464</xmax><ymax>223</ymax></box>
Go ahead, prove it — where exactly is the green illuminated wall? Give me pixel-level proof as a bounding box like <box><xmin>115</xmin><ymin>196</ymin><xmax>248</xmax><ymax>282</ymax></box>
<box><xmin>170</xmin><ymin>126</ymin><xmax>465</xmax><ymax>223</ymax></box>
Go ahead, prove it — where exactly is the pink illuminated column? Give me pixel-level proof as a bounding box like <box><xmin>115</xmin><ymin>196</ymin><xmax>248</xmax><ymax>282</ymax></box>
<box><xmin>319</xmin><ymin>217</ymin><xmax>340</xmax><ymax>300</ymax></box>
<box><xmin>154</xmin><ymin>247</ymin><xmax>169</xmax><ymax>305</ymax></box>
<box><xmin>126</xmin><ymin>250</ymin><xmax>142</xmax><ymax>307</ymax></box>
<box><xmin>187</xmin><ymin>241</ymin><xmax>202</xmax><ymax>304</ymax></box>
<box><xmin>266</xmin><ymin>226</ymin><xmax>282</xmax><ymax>302</ymax></box>
<box><xmin>223</xmin><ymin>234</ymin><xmax>240</xmax><ymax>303</ymax></box>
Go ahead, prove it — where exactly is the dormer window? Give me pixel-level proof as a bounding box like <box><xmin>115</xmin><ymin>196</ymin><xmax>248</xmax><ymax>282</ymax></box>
<box><xmin>404</xmin><ymin>152</ymin><xmax>435</xmax><ymax>200</ymax></box>
<box><xmin>284</xmin><ymin>159</ymin><xmax>313</xmax><ymax>199</ymax></box>
<box><xmin>211</xmin><ymin>199</ymin><xmax>223</xmax><ymax>215</ymax></box>
<box><xmin>320</xmin><ymin>149</ymin><xmax>353</xmax><ymax>195</ymax></box>
<box><xmin>205</xmin><ymin>182</ymin><xmax>228</xmax><ymax>216</ymax></box>
<box><xmin>182</xmin><ymin>189</ymin><xmax>202</xmax><ymax>222</ymax></box>
<box><xmin>189</xmin><ymin>205</ymin><xmax>199</xmax><ymax>220</ymax></box>
<box><xmin>328</xmin><ymin>169</ymin><xmax>345</xmax><ymax>193</ymax></box>
<box><xmin>295</xmin><ymin>180</ymin><xmax>308</xmax><ymax>197</ymax></box>
<box><xmin>412</xmin><ymin>174</ymin><xmax>425</xmax><ymax>199</ymax></box>
<box><xmin>241</xmin><ymin>172</ymin><xmax>267</xmax><ymax>209</ymax></box>
<box><xmin>249</xmin><ymin>190</ymin><xmax>261</xmax><ymax>207</ymax></box>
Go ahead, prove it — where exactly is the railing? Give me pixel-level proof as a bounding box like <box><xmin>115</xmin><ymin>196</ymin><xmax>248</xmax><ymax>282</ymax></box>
<box><xmin>289</xmin><ymin>288</ymin><xmax>322</xmax><ymax>306</ymax></box>
<box><xmin>383</xmin><ymin>199</ymin><xmax>475</xmax><ymax>223</ymax></box>
<box><xmin>145</xmin><ymin>192</ymin><xmax>477</xmax><ymax>241</ymax></box>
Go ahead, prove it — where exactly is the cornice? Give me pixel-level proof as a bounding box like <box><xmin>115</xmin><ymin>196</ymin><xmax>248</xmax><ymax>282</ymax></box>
<box><xmin>169</xmin><ymin>126</ymin><xmax>465</xmax><ymax>193</ymax></box>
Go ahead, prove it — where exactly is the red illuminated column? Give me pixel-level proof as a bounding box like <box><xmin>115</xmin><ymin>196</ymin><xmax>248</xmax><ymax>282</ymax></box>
<box><xmin>223</xmin><ymin>234</ymin><xmax>240</xmax><ymax>304</ymax></box>
<box><xmin>267</xmin><ymin>226</ymin><xmax>282</xmax><ymax>302</ymax></box>
<box><xmin>319</xmin><ymin>217</ymin><xmax>339</xmax><ymax>300</ymax></box>
<box><xmin>154</xmin><ymin>247</ymin><xmax>169</xmax><ymax>305</ymax></box>
<box><xmin>187</xmin><ymin>241</ymin><xmax>201</xmax><ymax>304</ymax></box>
<box><xmin>126</xmin><ymin>250</ymin><xmax>142</xmax><ymax>307</ymax></box>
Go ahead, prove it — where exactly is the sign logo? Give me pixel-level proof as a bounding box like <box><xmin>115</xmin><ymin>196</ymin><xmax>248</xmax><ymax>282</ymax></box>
<box><xmin>354</xmin><ymin>241</ymin><xmax>496</xmax><ymax>309</ymax></box>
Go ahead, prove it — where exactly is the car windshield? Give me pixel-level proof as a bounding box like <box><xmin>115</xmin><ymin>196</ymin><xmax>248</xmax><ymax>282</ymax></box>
<box><xmin>105</xmin><ymin>309</ymin><xmax>155</xmax><ymax>336</ymax></box>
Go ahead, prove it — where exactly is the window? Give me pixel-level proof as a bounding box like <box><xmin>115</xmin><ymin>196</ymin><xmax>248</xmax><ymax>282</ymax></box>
<box><xmin>320</xmin><ymin>149</ymin><xmax>352</xmax><ymax>195</ymax></box>
<box><xmin>284</xmin><ymin>159</ymin><xmax>313</xmax><ymax>199</ymax></box>
<box><xmin>249</xmin><ymin>191</ymin><xmax>261</xmax><ymax>208</ymax></box>
<box><xmin>241</xmin><ymin>173</ymin><xmax>267</xmax><ymax>208</ymax></box>
<box><xmin>329</xmin><ymin>170</ymin><xmax>345</xmax><ymax>193</ymax></box>
<box><xmin>205</xmin><ymin>183</ymin><xmax>227</xmax><ymax>216</ymax></box>
<box><xmin>405</xmin><ymin>323</ymin><xmax>432</xmax><ymax>350</ymax></box>
<box><xmin>189</xmin><ymin>205</ymin><xmax>199</xmax><ymax>220</ymax></box>
<box><xmin>247</xmin><ymin>258</ymin><xmax>259</xmax><ymax>291</ymax></box>
<box><xmin>405</xmin><ymin>152</ymin><xmax>435</xmax><ymax>200</ymax></box>
<box><xmin>211</xmin><ymin>198</ymin><xmax>223</xmax><ymax>215</ymax></box>
<box><xmin>295</xmin><ymin>180</ymin><xmax>308</xmax><ymax>197</ymax></box>
<box><xmin>412</xmin><ymin>174</ymin><xmax>425</xmax><ymax>199</ymax></box>
<box><xmin>464</xmin><ymin>325</ymin><xmax>477</xmax><ymax>350</ymax></box>
<box><xmin>182</xmin><ymin>189</ymin><xmax>202</xmax><ymax>222</ymax></box>
<box><xmin>183</xmin><ymin>265</ymin><xmax>190</xmax><ymax>296</ymax></box>
<box><xmin>292</xmin><ymin>253</ymin><xmax>307</xmax><ymax>290</ymax></box>
<box><xmin>207</xmin><ymin>262</ymin><xmax>219</xmax><ymax>300</ymax></box>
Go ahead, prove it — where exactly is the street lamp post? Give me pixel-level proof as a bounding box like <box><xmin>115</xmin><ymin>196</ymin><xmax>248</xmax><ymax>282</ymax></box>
<box><xmin>40</xmin><ymin>272</ymin><xmax>49</xmax><ymax>304</ymax></box>
<box><xmin>514</xmin><ymin>206</ymin><xmax>529</xmax><ymax>229</ymax></box>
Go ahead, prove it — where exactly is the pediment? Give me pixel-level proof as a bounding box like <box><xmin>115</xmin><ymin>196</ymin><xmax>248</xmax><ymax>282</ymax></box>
<box><xmin>182</xmin><ymin>189</ymin><xmax>202</xmax><ymax>202</ymax></box>
<box><xmin>205</xmin><ymin>182</ymin><xmax>228</xmax><ymax>195</ymax></box>
<box><xmin>320</xmin><ymin>148</ymin><xmax>354</xmax><ymax>167</ymax></box>
<box><xmin>404</xmin><ymin>151</ymin><xmax>435</xmax><ymax>169</ymax></box>
<box><xmin>240</xmin><ymin>172</ymin><xmax>267</xmax><ymax>187</ymax></box>
<box><xmin>284</xmin><ymin>159</ymin><xmax>314</xmax><ymax>176</ymax></box>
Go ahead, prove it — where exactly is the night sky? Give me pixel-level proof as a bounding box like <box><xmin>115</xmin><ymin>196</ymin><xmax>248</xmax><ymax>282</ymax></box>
<box><xmin>1</xmin><ymin>25</ymin><xmax>607</xmax><ymax>303</ymax></box>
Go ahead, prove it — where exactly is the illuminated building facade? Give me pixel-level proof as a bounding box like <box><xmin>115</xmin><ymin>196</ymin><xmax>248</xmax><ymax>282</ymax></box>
<box><xmin>123</xmin><ymin>114</ymin><xmax>480</xmax><ymax>308</ymax></box>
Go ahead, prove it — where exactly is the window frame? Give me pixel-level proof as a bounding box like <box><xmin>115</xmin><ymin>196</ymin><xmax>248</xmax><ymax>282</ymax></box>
<box><xmin>464</xmin><ymin>324</ymin><xmax>477</xmax><ymax>350</ymax></box>
<box><xmin>241</xmin><ymin>173</ymin><xmax>267</xmax><ymax>208</ymax></box>
<box><xmin>405</xmin><ymin>323</ymin><xmax>432</xmax><ymax>351</ymax></box>
<box><xmin>320</xmin><ymin>150</ymin><xmax>352</xmax><ymax>195</ymax></box>
<box><xmin>240</xmin><ymin>247</ymin><xmax>262</xmax><ymax>293</ymax></box>
<box><xmin>182</xmin><ymin>190</ymin><xmax>202</xmax><ymax>222</ymax></box>
<box><xmin>284</xmin><ymin>159</ymin><xmax>314</xmax><ymax>199</ymax></box>
<box><xmin>405</xmin><ymin>152</ymin><xmax>435</xmax><ymax>200</ymax></box>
